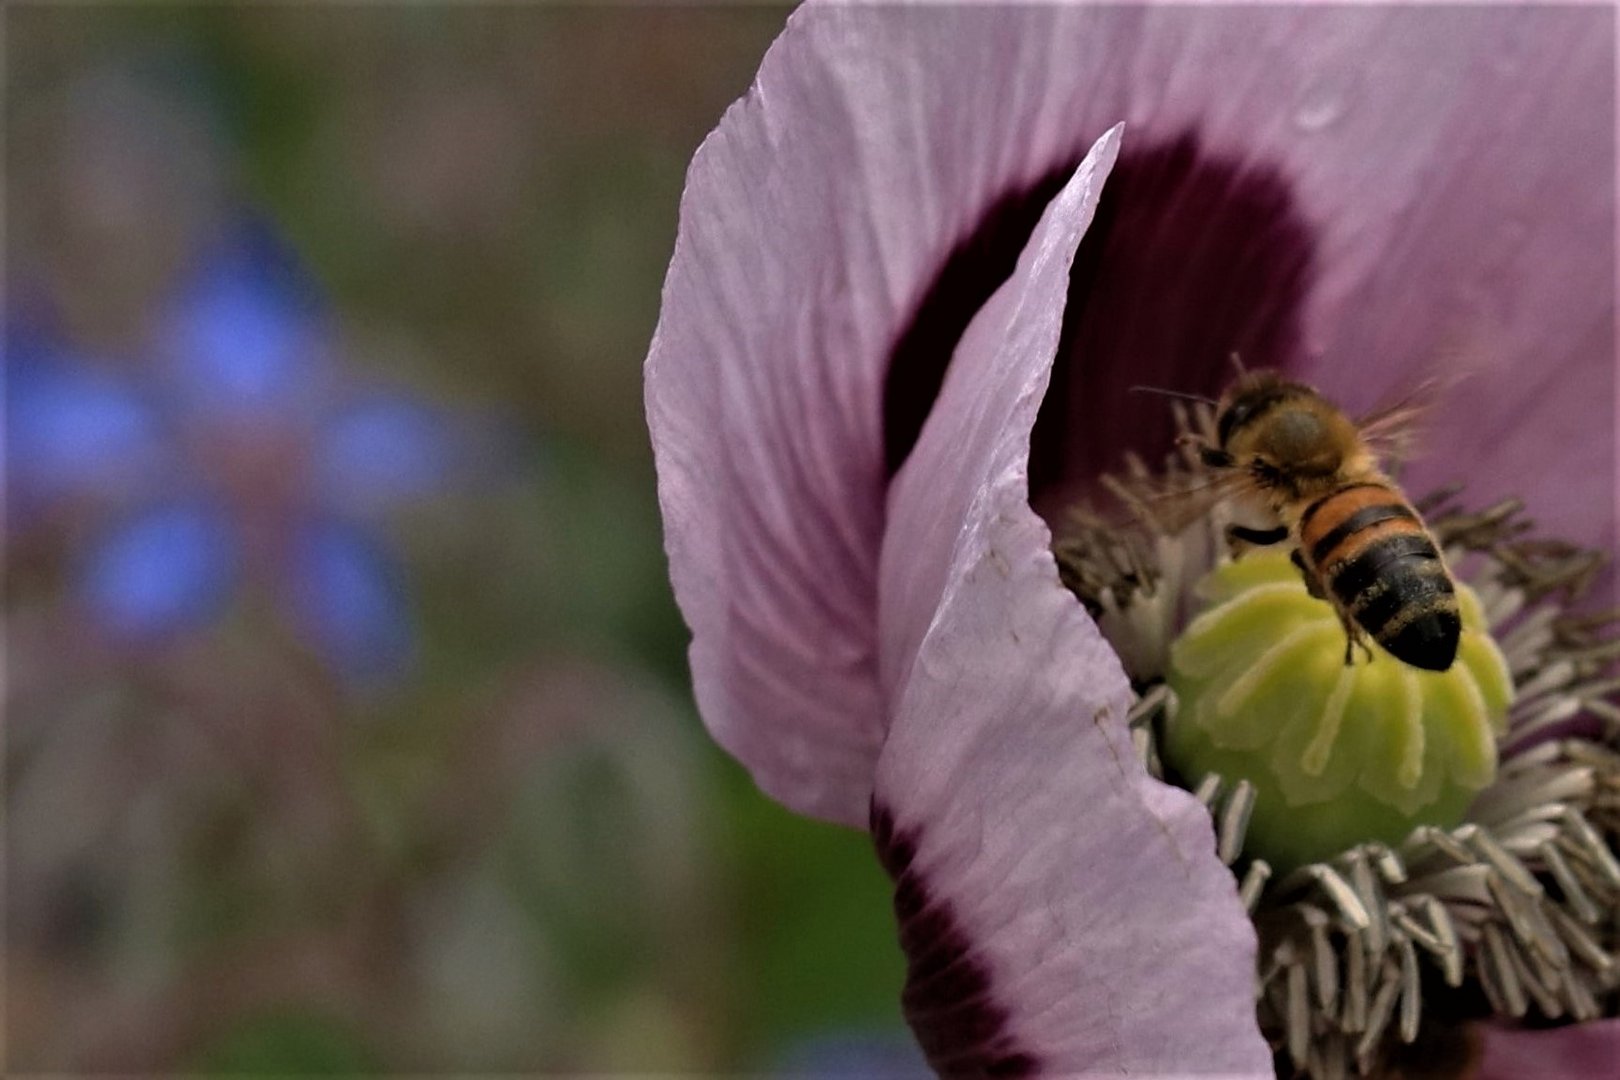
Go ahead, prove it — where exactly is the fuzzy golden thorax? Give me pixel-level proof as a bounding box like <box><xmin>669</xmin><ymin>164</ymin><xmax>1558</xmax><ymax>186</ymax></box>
<box><xmin>1216</xmin><ymin>375</ymin><xmax>1374</xmax><ymax>516</ymax></box>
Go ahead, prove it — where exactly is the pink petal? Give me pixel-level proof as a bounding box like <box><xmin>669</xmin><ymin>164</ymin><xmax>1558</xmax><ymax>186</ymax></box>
<box><xmin>1279</xmin><ymin>8</ymin><xmax>1614</xmax><ymax>562</ymax></box>
<box><xmin>1478</xmin><ymin>1019</ymin><xmax>1620</xmax><ymax>1080</ymax></box>
<box><xmin>650</xmin><ymin>5</ymin><xmax>1614</xmax><ymax>825</ymax></box>
<box><xmin>871</xmin><ymin>130</ymin><xmax>1270</xmax><ymax>1076</ymax></box>
<box><xmin>645</xmin><ymin>10</ymin><xmax>889</xmax><ymax>826</ymax></box>
<box><xmin>1007</xmin><ymin>7</ymin><xmax>1612</xmax><ymax>555</ymax></box>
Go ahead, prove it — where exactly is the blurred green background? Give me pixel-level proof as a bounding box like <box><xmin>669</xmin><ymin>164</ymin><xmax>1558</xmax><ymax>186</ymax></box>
<box><xmin>5</xmin><ymin>7</ymin><xmax>912</xmax><ymax>1073</ymax></box>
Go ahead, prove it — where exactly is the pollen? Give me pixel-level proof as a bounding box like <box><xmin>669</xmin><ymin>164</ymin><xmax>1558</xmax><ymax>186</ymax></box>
<box><xmin>1163</xmin><ymin>549</ymin><xmax>1514</xmax><ymax>872</ymax></box>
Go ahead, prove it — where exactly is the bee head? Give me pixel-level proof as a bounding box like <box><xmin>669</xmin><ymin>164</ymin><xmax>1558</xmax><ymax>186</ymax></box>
<box><xmin>1216</xmin><ymin>372</ymin><xmax>1350</xmax><ymax>481</ymax></box>
<box><xmin>1214</xmin><ymin>371</ymin><xmax>1294</xmax><ymax>449</ymax></box>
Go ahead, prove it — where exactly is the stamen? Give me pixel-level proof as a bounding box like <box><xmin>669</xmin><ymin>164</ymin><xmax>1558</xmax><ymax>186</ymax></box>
<box><xmin>1303</xmin><ymin>906</ymin><xmax>1340</xmax><ymax>1011</ymax></box>
<box><xmin>1407</xmin><ymin>825</ymin><xmax>1477</xmax><ymax>869</ymax></box>
<box><xmin>1579</xmin><ymin>697</ymin><xmax>1620</xmax><ymax>727</ymax></box>
<box><xmin>1368</xmin><ymin>843</ymin><xmax>1407</xmax><ymax>886</ymax></box>
<box><xmin>1347</xmin><ymin>850</ymin><xmax>1388</xmax><ymax>956</ymax></box>
<box><xmin>1055</xmin><ymin>411</ymin><xmax>1619</xmax><ymax>1077</ymax></box>
<box><xmin>1540</xmin><ymin>841</ymin><xmax>1601</xmax><ymax>925</ymax></box>
<box><xmin>1287</xmin><ymin>864</ymin><xmax>1372</xmax><ymax>931</ymax></box>
<box><xmin>1552</xmin><ymin>639</ymin><xmax>1620</xmax><ymax>667</ymax></box>
<box><xmin>1218</xmin><ymin>779</ymin><xmax>1256</xmax><ymax>866</ymax></box>
<box><xmin>1460</xmin><ymin>825</ymin><xmax>1544</xmax><ymax>896</ymax></box>
<box><xmin>1562</xmin><ymin>807</ymin><xmax>1620</xmax><ymax>885</ymax></box>
<box><xmin>1128</xmin><ymin>682</ymin><xmax>1170</xmax><ymax>723</ymax></box>
<box><xmin>1499</xmin><ymin>605</ymin><xmax>1559</xmax><ymax>666</ymax></box>
<box><xmin>1481</xmin><ymin>871</ymin><xmax>1561</xmax><ymax>967</ymax></box>
<box><xmin>1342</xmin><ymin>934</ymin><xmax>1369</xmax><ymax>1033</ymax></box>
<box><xmin>1389</xmin><ymin>904</ymin><xmax>1447</xmax><ymax>961</ymax></box>
<box><xmin>1130</xmin><ymin>725</ymin><xmax>1155</xmax><ymax>770</ymax></box>
<box><xmin>1397</xmin><ymin>934</ymin><xmax>1422</xmax><ymax>1044</ymax></box>
<box><xmin>1563</xmin><ymin>964</ymin><xmax>1603</xmax><ymax>1022</ymax></box>
<box><xmin>1287</xmin><ymin>958</ymin><xmax>1311</xmax><ymax>1066</ymax></box>
<box><xmin>1422</xmin><ymin>896</ymin><xmax>1465</xmax><ymax>988</ymax></box>
<box><xmin>1515</xmin><ymin>659</ymin><xmax>1578</xmax><ymax>705</ymax></box>
<box><xmin>1483</xmin><ymin>922</ymin><xmax>1529</xmax><ymax>1018</ymax></box>
<box><xmin>1483</xmin><ymin>762</ymin><xmax>1595</xmax><ymax>826</ymax></box>
<box><xmin>1315</xmin><ymin>1035</ymin><xmax>1348</xmax><ymax>1080</ymax></box>
<box><xmin>1239</xmin><ymin>859</ymin><xmax>1272</xmax><ymax>913</ymax></box>
<box><xmin>1354</xmin><ymin>964</ymin><xmax>1401</xmax><ymax>1068</ymax></box>
<box><xmin>1509</xmin><ymin>936</ymin><xmax>1564</xmax><ymax>1019</ymax></box>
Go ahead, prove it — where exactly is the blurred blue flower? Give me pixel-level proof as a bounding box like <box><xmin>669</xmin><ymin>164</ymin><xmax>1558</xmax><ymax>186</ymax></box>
<box><xmin>158</xmin><ymin>221</ymin><xmax>329</xmax><ymax>423</ymax></box>
<box><xmin>81</xmin><ymin>501</ymin><xmax>238</xmax><ymax>638</ymax></box>
<box><xmin>773</xmin><ymin>1030</ymin><xmax>933</xmax><ymax>1079</ymax></box>
<box><xmin>6</xmin><ymin>329</ymin><xmax>167</xmax><ymax>513</ymax></box>
<box><xmin>285</xmin><ymin>519</ymin><xmax>414</xmax><ymax>682</ymax></box>
<box><xmin>7</xmin><ymin>224</ymin><xmax>475</xmax><ymax>686</ymax></box>
<box><xmin>315</xmin><ymin>395</ymin><xmax>455</xmax><ymax>512</ymax></box>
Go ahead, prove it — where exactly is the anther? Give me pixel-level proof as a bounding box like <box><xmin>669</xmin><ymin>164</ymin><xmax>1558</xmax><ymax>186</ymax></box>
<box><xmin>1396</xmin><ymin>935</ymin><xmax>1422</xmax><ymax>1044</ymax></box>
<box><xmin>1421</xmin><ymin>896</ymin><xmax>1464</xmax><ymax>988</ymax></box>
<box><xmin>1354</xmin><ymin>967</ymin><xmax>1401</xmax><ymax>1068</ymax></box>
<box><xmin>1485</xmin><ymin>923</ymin><xmax>1530</xmax><ymax>1018</ymax></box>
<box><xmin>1539</xmin><ymin>840</ymin><xmax>1601</xmax><ymax>925</ymax></box>
<box><xmin>1218</xmin><ymin>780</ymin><xmax>1256</xmax><ymax>865</ymax></box>
<box><xmin>1239</xmin><ymin>859</ymin><xmax>1271</xmax><ymax>913</ymax></box>
<box><xmin>1459</xmin><ymin>825</ymin><xmax>1544</xmax><ymax>896</ymax></box>
<box><xmin>1290</xmin><ymin>864</ymin><xmax>1371</xmax><ymax>931</ymax></box>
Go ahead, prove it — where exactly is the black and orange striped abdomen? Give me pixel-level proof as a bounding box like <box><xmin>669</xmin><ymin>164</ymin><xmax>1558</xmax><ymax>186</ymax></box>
<box><xmin>1300</xmin><ymin>484</ymin><xmax>1460</xmax><ymax>671</ymax></box>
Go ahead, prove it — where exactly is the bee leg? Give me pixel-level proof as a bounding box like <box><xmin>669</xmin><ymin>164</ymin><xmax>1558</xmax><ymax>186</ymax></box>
<box><xmin>1175</xmin><ymin>432</ymin><xmax>1233</xmax><ymax>469</ymax></box>
<box><xmin>1228</xmin><ymin>523</ymin><xmax>1288</xmax><ymax>547</ymax></box>
<box><xmin>1330</xmin><ymin>609</ymin><xmax>1375</xmax><ymax>666</ymax></box>
<box><xmin>1289</xmin><ymin>549</ymin><xmax>1328</xmax><ymax>600</ymax></box>
<box><xmin>1291</xmin><ymin>549</ymin><xmax>1373</xmax><ymax>665</ymax></box>
<box><xmin>1340</xmin><ymin>620</ymin><xmax>1375</xmax><ymax>666</ymax></box>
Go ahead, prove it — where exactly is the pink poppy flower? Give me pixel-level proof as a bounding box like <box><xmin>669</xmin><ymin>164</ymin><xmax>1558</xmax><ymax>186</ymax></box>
<box><xmin>646</xmin><ymin>5</ymin><xmax>1616</xmax><ymax>1076</ymax></box>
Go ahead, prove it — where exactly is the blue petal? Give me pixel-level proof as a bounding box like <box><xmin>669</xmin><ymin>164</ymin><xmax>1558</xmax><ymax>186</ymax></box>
<box><xmin>161</xmin><ymin>225</ymin><xmax>327</xmax><ymax>419</ymax></box>
<box><xmin>80</xmin><ymin>503</ymin><xmax>237</xmax><ymax>638</ymax></box>
<box><xmin>286</xmin><ymin>520</ymin><xmax>414</xmax><ymax>683</ymax></box>
<box><xmin>6</xmin><ymin>357</ymin><xmax>165</xmax><ymax>498</ymax></box>
<box><xmin>315</xmin><ymin>394</ymin><xmax>454</xmax><ymax>512</ymax></box>
<box><xmin>773</xmin><ymin>1031</ymin><xmax>933</xmax><ymax>1078</ymax></box>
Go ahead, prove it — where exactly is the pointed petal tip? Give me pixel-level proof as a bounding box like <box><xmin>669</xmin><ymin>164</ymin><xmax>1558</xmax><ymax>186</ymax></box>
<box><xmin>873</xmin><ymin>128</ymin><xmax>1269</xmax><ymax>1076</ymax></box>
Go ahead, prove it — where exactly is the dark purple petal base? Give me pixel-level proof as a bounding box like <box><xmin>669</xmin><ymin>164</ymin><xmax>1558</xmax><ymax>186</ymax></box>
<box><xmin>872</xmin><ymin>802</ymin><xmax>1037</xmax><ymax>1078</ymax></box>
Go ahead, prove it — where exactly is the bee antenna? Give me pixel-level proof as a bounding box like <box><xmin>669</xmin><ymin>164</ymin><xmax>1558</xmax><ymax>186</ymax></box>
<box><xmin>1129</xmin><ymin>385</ymin><xmax>1218</xmax><ymax>407</ymax></box>
<box><xmin>1229</xmin><ymin>351</ymin><xmax>1248</xmax><ymax>376</ymax></box>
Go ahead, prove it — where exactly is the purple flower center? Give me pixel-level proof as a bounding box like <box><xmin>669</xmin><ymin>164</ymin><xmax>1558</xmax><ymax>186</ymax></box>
<box><xmin>884</xmin><ymin>133</ymin><xmax>1316</xmax><ymax>522</ymax></box>
<box><xmin>1029</xmin><ymin>134</ymin><xmax>1314</xmax><ymax>515</ymax></box>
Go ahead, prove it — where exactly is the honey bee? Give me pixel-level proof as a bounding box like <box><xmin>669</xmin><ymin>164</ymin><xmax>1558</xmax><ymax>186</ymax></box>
<box><xmin>1175</xmin><ymin>369</ymin><xmax>1459</xmax><ymax>672</ymax></box>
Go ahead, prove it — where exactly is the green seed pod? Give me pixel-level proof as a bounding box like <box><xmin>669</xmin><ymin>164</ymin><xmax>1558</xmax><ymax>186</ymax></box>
<box><xmin>1164</xmin><ymin>550</ymin><xmax>1515</xmax><ymax>873</ymax></box>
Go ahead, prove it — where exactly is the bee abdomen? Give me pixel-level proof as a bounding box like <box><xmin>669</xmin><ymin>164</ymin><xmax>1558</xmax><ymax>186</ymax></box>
<box><xmin>1329</xmin><ymin>531</ymin><xmax>1459</xmax><ymax>672</ymax></box>
<box><xmin>1303</xmin><ymin>487</ymin><xmax>1460</xmax><ymax>671</ymax></box>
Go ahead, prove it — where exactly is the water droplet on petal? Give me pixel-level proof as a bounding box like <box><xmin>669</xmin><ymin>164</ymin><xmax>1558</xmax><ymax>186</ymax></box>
<box><xmin>1293</xmin><ymin>73</ymin><xmax>1357</xmax><ymax>133</ymax></box>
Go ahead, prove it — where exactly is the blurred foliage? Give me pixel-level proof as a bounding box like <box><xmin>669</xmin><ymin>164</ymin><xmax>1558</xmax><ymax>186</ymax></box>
<box><xmin>6</xmin><ymin>5</ymin><xmax>907</xmax><ymax>1074</ymax></box>
<box><xmin>192</xmin><ymin>1010</ymin><xmax>381</xmax><ymax>1076</ymax></box>
<box><xmin>719</xmin><ymin>765</ymin><xmax>908</xmax><ymax>1053</ymax></box>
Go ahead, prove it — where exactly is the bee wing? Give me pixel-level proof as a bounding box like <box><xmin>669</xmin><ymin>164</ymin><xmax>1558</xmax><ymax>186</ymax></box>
<box><xmin>1355</xmin><ymin>333</ymin><xmax>1484</xmax><ymax>467</ymax></box>
<box><xmin>1355</xmin><ymin>377</ymin><xmax>1446</xmax><ymax>465</ymax></box>
<box><xmin>1101</xmin><ymin>468</ymin><xmax>1257</xmax><ymax>536</ymax></box>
